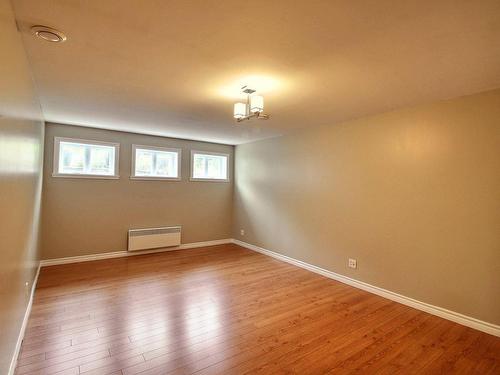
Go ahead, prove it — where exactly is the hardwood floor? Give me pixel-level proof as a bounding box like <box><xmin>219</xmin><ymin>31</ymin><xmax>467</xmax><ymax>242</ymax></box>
<box><xmin>16</xmin><ymin>244</ymin><xmax>499</xmax><ymax>375</ymax></box>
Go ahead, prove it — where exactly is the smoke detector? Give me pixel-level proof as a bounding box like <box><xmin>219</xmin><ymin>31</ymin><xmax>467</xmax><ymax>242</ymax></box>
<box><xmin>31</xmin><ymin>25</ymin><xmax>67</xmax><ymax>43</ymax></box>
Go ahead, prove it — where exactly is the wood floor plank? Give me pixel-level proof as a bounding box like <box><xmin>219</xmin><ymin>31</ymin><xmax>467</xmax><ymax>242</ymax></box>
<box><xmin>15</xmin><ymin>244</ymin><xmax>499</xmax><ymax>375</ymax></box>
<box><xmin>120</xmin><ymin>291</ymin><xmax>376</xmax><ymax>375</ymax></box>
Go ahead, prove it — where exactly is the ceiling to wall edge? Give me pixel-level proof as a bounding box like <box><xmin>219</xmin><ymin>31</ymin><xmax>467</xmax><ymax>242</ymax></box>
<box><xmin>44</xmin><ymin>121</ymin><xmax>248</xmax><ymax>147</ymax></box>
<box><xmin>43</xmin><ymin>86</ymin><xmax>500</xmax><ymax>147</ymax></box>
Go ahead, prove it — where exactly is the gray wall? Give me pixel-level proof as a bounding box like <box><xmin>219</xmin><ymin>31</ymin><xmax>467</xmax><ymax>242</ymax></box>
<box><xmin>233</xmin><ymin>89</ymin><xmax>500</xmax><ymax>325</ymax></box>
<box><xmin>42</xmin><ymin>123</ymin><xmax>234</xmax><ymax>259</ymax></box>
<box><xmin>0</xmin><ymin>0</ymin><xmax>44</xmax><ymax>373</ymax></box>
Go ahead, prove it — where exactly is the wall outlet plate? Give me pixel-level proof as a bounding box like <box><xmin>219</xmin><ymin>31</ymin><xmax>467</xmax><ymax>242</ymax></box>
<box><xmin>240</xmin><ymin>229</ymin><xmax>245</xmax><ymax>236</ymax></box>
<box><xmin>348</xmin><ymin>258</ymin><xmax>357</xmax><ymax>269</ymax></box>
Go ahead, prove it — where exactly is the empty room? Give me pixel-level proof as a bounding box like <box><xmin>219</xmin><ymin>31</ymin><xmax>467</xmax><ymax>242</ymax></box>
<box><xmin>1</xmin><ymin>0</ymin><xmax>500</xmax><ymax>374</ymax></box>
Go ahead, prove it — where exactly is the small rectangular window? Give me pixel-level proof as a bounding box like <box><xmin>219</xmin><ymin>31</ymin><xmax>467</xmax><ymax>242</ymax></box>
<box><xmin>53</xmin><ymin>137</ymin><xmax>119</xmax><ymax>178</ymax></box>
<box><xmin>191</xmin><ymin>151</ymin><xmax>229</xmax><ymax>181</ymax></box>
<box><xmin>131</xmin><ymin>145</ymin><xmax>181</xmax><ymax>180</ymax></box>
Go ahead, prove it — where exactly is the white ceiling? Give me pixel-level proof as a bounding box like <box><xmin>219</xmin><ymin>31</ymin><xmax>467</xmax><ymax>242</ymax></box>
<box><xmin>12</xmin><ymin>0</ymin><xmax>500</xmax><ymax>145</ymax></box>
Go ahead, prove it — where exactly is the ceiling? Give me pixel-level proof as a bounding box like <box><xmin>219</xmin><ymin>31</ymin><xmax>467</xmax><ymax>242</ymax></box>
<box><xmin>12</xmin><ymin>0</ymin><xmax>500</xmax><ymax>145</ymax></box>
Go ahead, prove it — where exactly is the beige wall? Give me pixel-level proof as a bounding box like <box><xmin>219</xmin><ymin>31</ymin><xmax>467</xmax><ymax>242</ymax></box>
<box><xmin>233</xmin><ymin>89</ymin><xmax>500</xmax><ymax>325</ymax></box>
<box><xmin>0</xmin><ymin>0</ymin><xmax>44</xmax><ymax>373</ymax></box>
<box><xmin>42</xmin><ymin>123</ymin><xmax>233</xmax><ymax>259</ymax></box>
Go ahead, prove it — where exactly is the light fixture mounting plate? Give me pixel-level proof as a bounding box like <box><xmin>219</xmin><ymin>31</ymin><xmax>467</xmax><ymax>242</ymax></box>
<box><xmin>31</xmin><ymin>25</ymin><xmax>67</xmax><ymax>43</ymax></box>
<box><xmin>241</xmin><ymin>86</ymin><xmax>256</xmax><ymax>94</ymax></box>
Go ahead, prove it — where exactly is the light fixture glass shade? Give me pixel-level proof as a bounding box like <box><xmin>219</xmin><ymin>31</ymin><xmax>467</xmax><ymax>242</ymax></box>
<box><xmin>233</xmin><ymin>102</ymin><xmax>246</xmax><ymax>119</ymax></box>
<box><xmin>250</xmin><ymin>95</ymin><xmax>264</xmax><ymax>113</ymax></box>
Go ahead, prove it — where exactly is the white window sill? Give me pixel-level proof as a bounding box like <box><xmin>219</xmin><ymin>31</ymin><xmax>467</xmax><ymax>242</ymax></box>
<box><xmin>52</xmin><ymin>173</ymin><xmax>120</xmax><ymax>180</ymax></box>
<box><xmin>190</xmin><ymin>177</ymin><xmax>230</xmax><ymax>182</ymax></box>
<box><xmin>130</xmin><ymin>176</ymin><xmax>181</xmax><ymax>181</ymax></box>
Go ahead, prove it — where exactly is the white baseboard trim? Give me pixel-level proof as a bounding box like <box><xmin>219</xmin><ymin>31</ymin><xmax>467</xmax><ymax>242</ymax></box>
<box><xmin>232</xmin><ymin>239</ymin><xmax>500</xmax><ymax>337</ymax></box>
<box><xmin>8</xmin><ymin>262</ymin><xmax>41</xmax><ymax>375</ymax></box>
<box><xmin>40</xmin><ymin>239</ymin><xmax>232</xmax><ymax>267</ymax></box>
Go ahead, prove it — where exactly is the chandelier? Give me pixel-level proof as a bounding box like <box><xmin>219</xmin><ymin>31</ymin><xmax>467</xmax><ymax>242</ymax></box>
<box><xmin>233</xmin><ymin>86</ymin><xmax>270</xmax><ymax>122</ymax></box>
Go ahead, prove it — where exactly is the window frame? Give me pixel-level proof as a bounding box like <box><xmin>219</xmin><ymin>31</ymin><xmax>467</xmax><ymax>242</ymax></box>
<box><xmin>130</xmin><ymin>144</ymin><xmax>182</xmax><ymax>181</ymax></box>
<box><xmin>52</xmin><ymin>137</ymin><xmax>120</xmax><ymax>179</ymax></box>
<box><xmin>190</xmin><ymin>150</ymin><xmax>230</xmax><ymax>182</ymax></box>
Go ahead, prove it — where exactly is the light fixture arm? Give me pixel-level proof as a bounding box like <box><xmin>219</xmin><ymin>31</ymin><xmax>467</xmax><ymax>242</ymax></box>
<box><xmin>246</xmin><ymin>90</ymin><xmax>250</xmax><ymax>117</ymax></box>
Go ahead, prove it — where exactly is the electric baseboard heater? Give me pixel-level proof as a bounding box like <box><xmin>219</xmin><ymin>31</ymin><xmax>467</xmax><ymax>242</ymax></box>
<box><xmin>128</xmin><ymin>226</ymin><xmax>181</xmax><ymax>251</ymax></box>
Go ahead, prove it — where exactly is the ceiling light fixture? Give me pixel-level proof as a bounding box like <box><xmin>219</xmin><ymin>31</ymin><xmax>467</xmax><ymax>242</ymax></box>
<box><xmin>233</xmin><ymin>86</ymin><xmax>269</xmax><ymax>122</ymax></box>
<box><xmin>31</xmin><ymin>25</ymin><xmax>67</xmax><ymax>43</ymax></box>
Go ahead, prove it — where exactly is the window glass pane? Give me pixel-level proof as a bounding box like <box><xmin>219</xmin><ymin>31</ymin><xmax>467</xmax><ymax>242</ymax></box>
<box><xmin>155</xmin><ymin>152</ymin><xmax>177</xmax><ymax>177</ymax></box>
<box><xmin>193</xmin><ymin>154</ymin><xmax>206</xmax><ymax>178</ymax></box>
<box><xmin>135</xmin><ymin>150</ymin><xmax>154</xmax><ymax>175</ymax></box>
<box><xmin>207</xmin><ymin>156</ymin><xmax>222</xmax><ymax>178</ymax></box>
<box><xmin>89</xmin><ymin>145</ymin><xmax>114</xmax><ymax>175</ymax></box>
<box><xmin>192</xmin><ymin>153</ymin><xmax>228</xmax><ymax>180</ymax></box>
<box><xmin>60</xmin><ymin>142</ymin><xmax>85</xmax><ymax>174</ymax></box>
<box><xmin>134</xmin><ymin>148</ymin><xmax>179</xmax><ymax>178</ymax></box>
<box><xmin>155</xmin><ymin>154</ymin><xmax>169</xmax><ymax>175</ymax></box>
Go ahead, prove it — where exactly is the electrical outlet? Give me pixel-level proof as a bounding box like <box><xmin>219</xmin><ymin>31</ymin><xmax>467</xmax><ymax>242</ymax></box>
<box><xmin>240</xmin><ymin>229</ymin><xmax>245</xmax><ymax>236</ymax></box>
<box><xmin>348</xmin><ymin>258</ymin><xmax>357</xmax><ymax>269</ymax></box>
